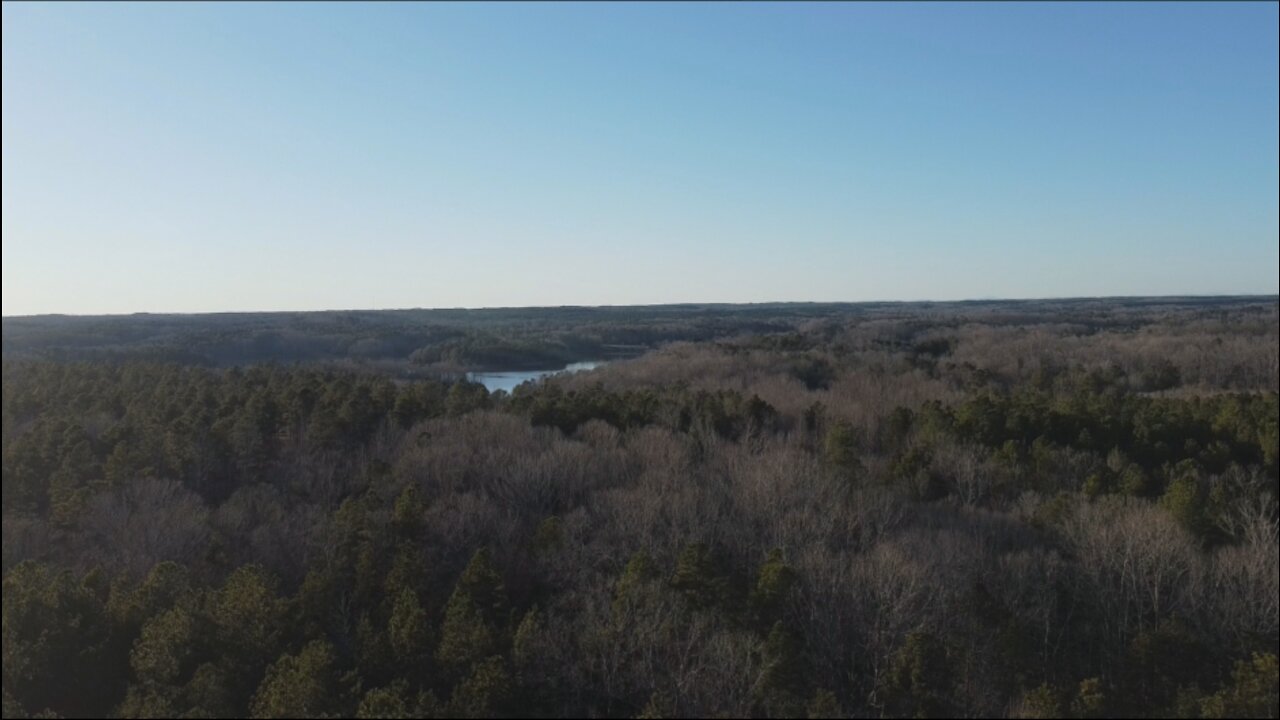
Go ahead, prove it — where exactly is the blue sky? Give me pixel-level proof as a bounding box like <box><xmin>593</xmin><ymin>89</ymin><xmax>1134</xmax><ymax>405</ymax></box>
<box><xmin>2</xmin><ymin>2</ymin><xmax>1277</xmax><ymax>315</ymax></box>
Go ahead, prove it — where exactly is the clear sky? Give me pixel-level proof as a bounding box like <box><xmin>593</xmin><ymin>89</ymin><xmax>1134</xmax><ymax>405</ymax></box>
<box><xmin>2</xmin><ymin>2</ymin><xmax>1277</xmax><ymax>315</ymax></box>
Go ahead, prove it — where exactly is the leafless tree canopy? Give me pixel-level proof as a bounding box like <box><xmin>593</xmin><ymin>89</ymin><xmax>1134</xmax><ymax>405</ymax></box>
<box><xmin>3</xmin><ymin>298</ymin><xmax>1277</xmax><ymax>718</ymax></box>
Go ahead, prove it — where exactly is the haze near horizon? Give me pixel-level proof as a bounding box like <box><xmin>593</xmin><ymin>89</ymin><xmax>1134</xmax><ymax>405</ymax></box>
<box><xmin>2</xmin><ymin>2</ymin><xmax>1277</xmax><ymax>316</ymax></box>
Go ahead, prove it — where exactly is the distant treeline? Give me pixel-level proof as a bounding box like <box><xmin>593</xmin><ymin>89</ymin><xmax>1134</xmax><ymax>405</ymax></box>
<box><xmin>5</xmin><ymin>297</ymin><xmax>1274</xmax><ymax>371</ymax></box>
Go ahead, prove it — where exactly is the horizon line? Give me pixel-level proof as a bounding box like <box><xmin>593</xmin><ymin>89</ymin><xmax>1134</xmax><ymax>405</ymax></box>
<box><xmin>4</xmin><ymin>293</ymin><xmax>1278</xmax><ymax>320</ymax></box>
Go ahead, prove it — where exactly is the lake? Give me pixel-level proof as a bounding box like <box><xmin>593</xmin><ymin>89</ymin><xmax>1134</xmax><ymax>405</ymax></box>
<box><xmin>466</xmin><ymin>361</ymin><xmax>604</xmax><ymax>393</ymax></box>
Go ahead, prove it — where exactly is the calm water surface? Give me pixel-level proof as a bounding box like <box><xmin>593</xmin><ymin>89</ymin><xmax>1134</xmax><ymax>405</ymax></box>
<box><xmin>467</xmin><ymin>361</ymin><xmax>603</xmax><ymax>393</ymax></box>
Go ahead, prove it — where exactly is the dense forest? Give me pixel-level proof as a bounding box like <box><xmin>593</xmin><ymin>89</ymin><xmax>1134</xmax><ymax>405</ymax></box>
<box><xmin>2</xmin><ymin>298</ymin><xmax>1278</xmax><ymax>718</ymax></box>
